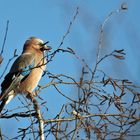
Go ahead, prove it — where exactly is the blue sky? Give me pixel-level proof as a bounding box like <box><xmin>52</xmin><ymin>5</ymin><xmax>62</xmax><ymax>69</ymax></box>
<box><xmin>0</xmin><ymin>0</ymin><xmax>140</xmax><ymax>139</ymax></box>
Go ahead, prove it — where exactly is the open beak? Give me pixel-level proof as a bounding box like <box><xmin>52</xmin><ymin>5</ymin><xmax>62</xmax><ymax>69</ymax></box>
<box><xmin>42</xmin><ymin>41</ymin><xmax>52</xmax><ymax>51</ymax></box>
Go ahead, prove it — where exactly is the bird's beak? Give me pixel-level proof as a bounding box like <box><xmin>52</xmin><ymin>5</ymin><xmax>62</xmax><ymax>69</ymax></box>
<box><xmin>42</xmin><ymin>41</ymin><xmax>52</xmax><ymax>51</ymax></box>
<box><xmin>43</xmin><ymin>45</ymin><xmax>52</xmax><ymax>51</ymax></box>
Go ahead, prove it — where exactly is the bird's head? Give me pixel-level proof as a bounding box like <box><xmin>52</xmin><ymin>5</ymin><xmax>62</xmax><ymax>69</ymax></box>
<box><xmin>23</xmin><ymin>37</ymin><xmax>51</xmax><ymax>53</ymax></box>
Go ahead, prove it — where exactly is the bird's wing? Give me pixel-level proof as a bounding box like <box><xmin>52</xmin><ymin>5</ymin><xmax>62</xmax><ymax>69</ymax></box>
<box><xmin>0</xmin><ymin>53</ymin><xmax>35</xmax><ymax>99</ymax></box>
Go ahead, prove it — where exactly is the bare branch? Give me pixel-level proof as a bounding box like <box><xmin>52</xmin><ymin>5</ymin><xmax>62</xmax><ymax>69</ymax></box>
<box><xmin>0</xmin><ymin>20</ymin><xmax>9</xmax><ymax>56</ymax></box>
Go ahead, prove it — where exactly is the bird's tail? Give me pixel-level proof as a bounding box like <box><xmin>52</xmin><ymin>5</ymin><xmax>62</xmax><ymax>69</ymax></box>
<box><xmin>0</xmin><ymin>90</ymin><xmax>15</xmax><ymax>113</ymax></box>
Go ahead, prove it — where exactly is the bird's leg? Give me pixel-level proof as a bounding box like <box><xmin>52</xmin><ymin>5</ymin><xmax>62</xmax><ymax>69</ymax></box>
<box><xmin>25</xmin><ymin>90</ymin><xmax>43</xmax><ymax>101</ymax></box>
<box><xmin>25</xmin><ymin>90</ymin><xmax>37</xmax><ymax>100</ymax></box>
<box><xmin>34</xmin><ymin>90</ymin><xmax>44</xmax><ymax>100</ymax></box>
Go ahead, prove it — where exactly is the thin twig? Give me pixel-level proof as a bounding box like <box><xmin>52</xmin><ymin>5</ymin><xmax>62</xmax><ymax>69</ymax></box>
<box><xmin>0</xmin><ymin>20</ymin><xmax>9</xmax><ymax>56</ymax></box>
<box><xmin>0</xmin><ymin>128</ymin><xmax>3</xmax><ymax>140</ymax></box>
<box><xmin>0</xmin><ymin>49</ymin><xmax>18</xmax><ymax>79</ymax></box>
<box><xmin>44</xmin><ymin>113</ymin><xmax>139</xmax><ymax>124</ymax></box>
<box><xmin>91</xmin><ymin>8</ymin><xmax>125</xmax><ymax>81</ymax></box>
<box><xmin>58</xmin><ymin>7</ymin><xmax>79</xmax><ymax>48</ymax></box>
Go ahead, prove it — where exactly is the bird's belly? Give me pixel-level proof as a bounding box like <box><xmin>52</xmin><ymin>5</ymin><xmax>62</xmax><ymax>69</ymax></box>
<box><xmin>18</xmin><ymin>66</ymin><xmax>45</xmax><ymax>94</ymax></box>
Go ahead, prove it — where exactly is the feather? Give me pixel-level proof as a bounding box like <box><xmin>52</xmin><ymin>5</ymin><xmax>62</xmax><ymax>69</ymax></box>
<box><xmin>1</xmin><ymin>53</ymin><xmax>35</xmax><ymax>99</ymax></box>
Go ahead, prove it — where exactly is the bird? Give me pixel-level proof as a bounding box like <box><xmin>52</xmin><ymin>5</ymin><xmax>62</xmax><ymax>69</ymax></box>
<box><xmin>0</xmin><ymin>37</ymin><xmax>51</xmax><ymax>113</ymax></box>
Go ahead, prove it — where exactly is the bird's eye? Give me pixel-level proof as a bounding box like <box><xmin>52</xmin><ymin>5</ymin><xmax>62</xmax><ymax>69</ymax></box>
<box><xmin>40</xmin><ymin>47</ymin><xmax>44</xmax><ymax>51</ymax></box>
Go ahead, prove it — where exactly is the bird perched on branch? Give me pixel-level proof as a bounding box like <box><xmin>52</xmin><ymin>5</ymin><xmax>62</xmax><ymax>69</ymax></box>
<box><xmin>0</xmin><ymin>37</ymin><xmax>51</xmax><ymax>113</ymax></box>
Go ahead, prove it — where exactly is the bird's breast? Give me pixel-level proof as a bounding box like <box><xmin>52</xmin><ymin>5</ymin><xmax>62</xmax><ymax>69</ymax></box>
<box><xmin>18</xmin><ymin>60</ymin><xmax>46</xmax><ymax>94</ymax></box>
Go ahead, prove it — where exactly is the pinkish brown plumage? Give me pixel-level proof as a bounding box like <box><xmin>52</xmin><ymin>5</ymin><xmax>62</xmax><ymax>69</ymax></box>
<box><xmin>0</xmin><ymin>37</ymin><xmax>51</xmax><ymax>113</ymax></box>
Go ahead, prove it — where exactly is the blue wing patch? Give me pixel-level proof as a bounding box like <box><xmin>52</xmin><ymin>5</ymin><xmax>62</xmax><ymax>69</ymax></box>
<box><xmin>21</xmin><ymin>60</ymin><xmax>35</xmax><ymax>76</ymax></box>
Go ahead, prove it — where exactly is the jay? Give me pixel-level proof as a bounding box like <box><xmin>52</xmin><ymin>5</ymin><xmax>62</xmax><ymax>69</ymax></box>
<box><xmin>0</xmin><ymin>37</ymin><xmax>51</xmax><ymax>113</ymax></box>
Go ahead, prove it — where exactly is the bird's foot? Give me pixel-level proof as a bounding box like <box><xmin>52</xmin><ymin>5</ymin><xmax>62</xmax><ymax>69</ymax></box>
<box><xmin>25</xmin><ymin>91</ymin><xmax>37</xmax><ymax>100</ymax></box>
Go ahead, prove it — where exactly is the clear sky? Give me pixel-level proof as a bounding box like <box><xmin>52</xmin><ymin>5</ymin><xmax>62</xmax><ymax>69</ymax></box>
<box><xmin>0</xmin><ymin>0</ymin><xmax>140</xmax><ymax>139</ymax></box>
